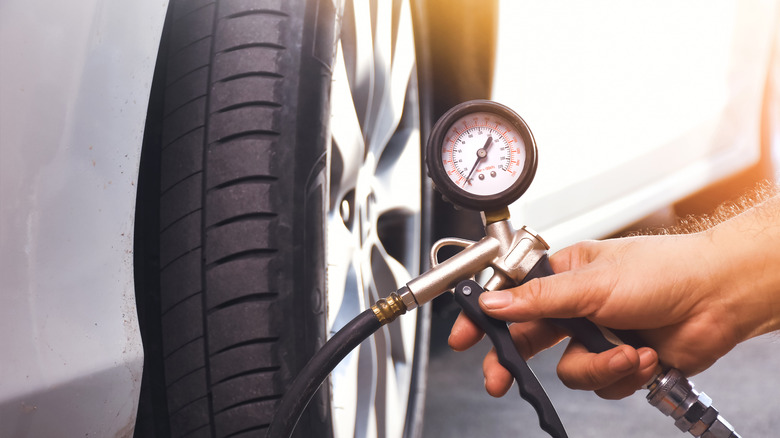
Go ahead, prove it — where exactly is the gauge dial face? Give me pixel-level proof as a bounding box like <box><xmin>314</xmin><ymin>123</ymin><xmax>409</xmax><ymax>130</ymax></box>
<box><xmin>426</xmin><ymin>100</ymin><xmax>537</xmax><ymax>211</ymax></box>
<box><xmin>440</xmin><ymin>112</ymin><xmax>527</xmax><ymax>196</ymax></box>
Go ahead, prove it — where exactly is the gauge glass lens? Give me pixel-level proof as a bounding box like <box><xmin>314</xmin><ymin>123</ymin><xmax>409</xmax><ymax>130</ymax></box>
<box><xmin>440</xmin><ymin>112</ymin><xmax>527</xmax><ymax>196</ymax></box>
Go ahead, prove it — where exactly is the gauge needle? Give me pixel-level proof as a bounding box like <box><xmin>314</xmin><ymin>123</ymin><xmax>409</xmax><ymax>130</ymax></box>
<box><xmin>463</xmin><ymin>136</ymin><xmax>493</xmax><ymax>187</ymax></box>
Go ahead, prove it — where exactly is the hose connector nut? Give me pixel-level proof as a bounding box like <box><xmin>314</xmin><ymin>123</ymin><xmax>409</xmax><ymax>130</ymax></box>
<box><xmin>371</xmin><ymin>292</ymin><xmax>407</xmax><ymax>325</ymax></box>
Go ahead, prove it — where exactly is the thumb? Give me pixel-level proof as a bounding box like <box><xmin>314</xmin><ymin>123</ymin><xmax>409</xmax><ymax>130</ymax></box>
<box><xmin>479</xmin><ymin>268</ymin><xmax>605</xmax><ymax>322</ymax></box>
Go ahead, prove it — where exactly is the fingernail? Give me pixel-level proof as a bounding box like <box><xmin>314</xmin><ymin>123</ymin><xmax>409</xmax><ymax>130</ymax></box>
<box><xmin>608</xmin><ymin>350</ymin><xmax>633</xmax><ymax>373</ymax></box>
<box><xmin>480</xmin><ymin>291</ymin><xmax>513</xmax><ymax>309</ymax></box>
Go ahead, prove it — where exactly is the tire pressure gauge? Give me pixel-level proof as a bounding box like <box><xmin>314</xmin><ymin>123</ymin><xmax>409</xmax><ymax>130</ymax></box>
<box><xmin>426</xmin><ymin>100</ymin><xmax>538</xmax><ymax>211</ymax></box>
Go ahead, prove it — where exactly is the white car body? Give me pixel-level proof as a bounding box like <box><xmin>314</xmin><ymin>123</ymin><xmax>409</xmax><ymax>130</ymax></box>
<box><xmin>0</xmin><ymin>1</ymin><xmax>168</xmax><ymax>436</ymax></box>
<box><xmin>497</xmin><ymin>1</ymin><xmax>780</xmax><ymax>249</ymax></box>
<box><xmin>0</xmin><ymin>0</ymin><xmax>777</xmax><ymax>436</ymax></box>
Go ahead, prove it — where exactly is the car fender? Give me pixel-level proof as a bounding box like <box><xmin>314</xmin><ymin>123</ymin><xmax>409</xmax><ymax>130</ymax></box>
<box><xmin>0</xmin><ymin>1</ymin><xmax>168</xmax><ymax>436</ymax></box>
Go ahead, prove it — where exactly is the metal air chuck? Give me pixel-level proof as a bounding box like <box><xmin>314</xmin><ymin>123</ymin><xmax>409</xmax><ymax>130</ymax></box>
<box><xmin>647</xmin><ymin>368</ymin><xmax>740</xmax><ymax>438</ymax></box>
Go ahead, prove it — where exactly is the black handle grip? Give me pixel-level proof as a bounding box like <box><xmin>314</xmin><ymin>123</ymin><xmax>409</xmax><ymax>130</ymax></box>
<box><xmin>454</xmin><ymin>280</ymin><xmax>569</xmax><ymax>438</ymax></box>
<box><xmin>525</xmin><ymin>255</ymin><xmax>645</xmax><ymax>352</ymax></box>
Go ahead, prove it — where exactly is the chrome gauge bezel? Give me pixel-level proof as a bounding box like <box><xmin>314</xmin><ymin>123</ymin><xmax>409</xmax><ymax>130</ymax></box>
<box><xmin>426</xmin><ymin>100</ymin><xmax>538</xmax><ymax>211</ymax></box>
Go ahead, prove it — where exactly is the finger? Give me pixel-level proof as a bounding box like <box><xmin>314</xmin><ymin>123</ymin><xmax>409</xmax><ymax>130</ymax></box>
<box><xmin>483</xmin><ymin>347</ymin><xmax>513</xmax><ymax>397</ymax></box>
<box><xmin>556</xmin><ymin>341</ymin><xmax>641</xmax><ymax>391</ymax></box>
<box><xmin>448</xmin><ymin>311</ymin><xmax>485</xmax><ymax>352</ymax></box>
<box><xmin>479</xmin><ymin>268</ymin><xmax>607</xmax><ymax>322</ymax></box>
<box><xmin>507</xmin><ymin>319</ymin><xmax>569</xmax><ymax>360</ymax></box>
<box><xmin>477</xmin><ymin>241</ymin><xmax>610</xmax><ymax>323</ymax></box>
<box><xmin>594</xmin><ymin>348</ymin><xmax>659</xmax><ymax>400</ymax></box>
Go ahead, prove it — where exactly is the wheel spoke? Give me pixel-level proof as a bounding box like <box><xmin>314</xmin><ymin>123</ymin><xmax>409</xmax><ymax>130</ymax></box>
<box><xmin>353</xmin><ymin>339</ymin><xmax>377</xmax><ymax>438</ymax></box>
<box><xmin>373</xmin><ymin>127</ymin><xmax>421</xmax><ymax>218</ymax></box>
<box><xmin>331</xmin><ymin>40</ymin><xmax>367</xmax><ymax>203</ymax></box>
<box><xmin>365</xmin><ymin>0</ymin><xmax>392</xmax><ymax>151</ymax></box>
<box><xmin>330</xmin><ymin>263</ymin><xmax>364</xmax><ymax>437</ymax></box>
<box><xmin>367</xmin><ymin>0</ymin><xmax>415</xmax><ymax>159</ymax></box>
<box><xmin>370</xmin><ymin>241</ymin><xmax>416</xmax><ymax>366</ymax></box>
<box><xmin>326</xmin><ymin>216</ymin><xmax>362</xmax><ymax>333</ymax></box>
<box><xmin>342</xmin><ymin>0</ymin><xmax>376</xmax><ymax>134</ymax></box>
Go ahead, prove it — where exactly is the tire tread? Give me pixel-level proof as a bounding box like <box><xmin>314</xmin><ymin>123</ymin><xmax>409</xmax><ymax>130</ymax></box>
<box><xmin>138</xmin><ymin>0</ymin><xmax>334</xmax><ymax>435</ymax></box>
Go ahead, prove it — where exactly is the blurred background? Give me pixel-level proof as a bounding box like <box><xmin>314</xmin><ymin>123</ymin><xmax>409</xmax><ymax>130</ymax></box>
<box><xmin>422</xmin><ymin>1</ymin><xmax>780</xmax><ymax>436</ymax></box>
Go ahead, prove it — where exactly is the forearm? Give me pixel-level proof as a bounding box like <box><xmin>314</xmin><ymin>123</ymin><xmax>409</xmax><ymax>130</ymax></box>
<box><xmin>704</xmin><ymin>193</ymin><xmax>780</xmax><ymax>341</ymax></box>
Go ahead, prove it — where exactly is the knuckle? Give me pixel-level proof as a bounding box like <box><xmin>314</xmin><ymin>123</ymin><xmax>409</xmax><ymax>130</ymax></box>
<box><xmin>557</xmin><ymin>355</ymin><xmax>607</xmax><ymax>391</ymax></box>
<box><xmin>568</xmin><ymin>240</ymin><xmax>598</xmax><ymax>266</ymax></box>
<box><xmin>510</xmin><ymin>325</ymin><xmax>535</xmax><ymax>360</ymax></box>
<box><xmin>556</xmin><ymin>360</ymin><xmax>582</xmax><ymax>390</ymax></box>
<box><xmin>585</xmin><ymin>359</ymin><xmax>607</xmax><ymax>388</ymax></box>
<box><xmin>524</xmin><ymin>277</ymin><xmax>546</xmax><ymax>303</ymax></box>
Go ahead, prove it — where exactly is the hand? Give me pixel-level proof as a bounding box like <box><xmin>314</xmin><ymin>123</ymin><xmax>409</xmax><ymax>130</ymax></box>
<box><xmin>449</xmin><ymin>197</ymin><xmax>780</xmax><ymax>400</ymax></box>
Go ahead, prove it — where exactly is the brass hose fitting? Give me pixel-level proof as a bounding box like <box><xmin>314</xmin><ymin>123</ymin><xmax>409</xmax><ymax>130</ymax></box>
<box><xmin>371</xmin><ymin>291</ymin><xmax>407</xmax><ymax>325</ymax></box>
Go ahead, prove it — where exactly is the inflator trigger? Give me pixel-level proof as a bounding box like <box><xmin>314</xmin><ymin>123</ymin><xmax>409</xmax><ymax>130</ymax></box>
<box><xmin>454</xmin><ymin>280</ymin><xmax>569</xmax><ymax>438</ymax></box>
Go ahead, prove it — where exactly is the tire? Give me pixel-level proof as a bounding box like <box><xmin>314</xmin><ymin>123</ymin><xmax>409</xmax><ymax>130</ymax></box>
<box><xmin>134</xmin><ymin>0</ymin><xmax>428</xmax><ymax>437</ymax></box>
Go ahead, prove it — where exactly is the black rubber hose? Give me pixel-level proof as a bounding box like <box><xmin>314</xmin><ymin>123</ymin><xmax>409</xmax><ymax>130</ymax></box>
<box><xmin>266</xmin><ymin>308</ymin><xmax>383</xmax><ymax>438</ymax></box>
